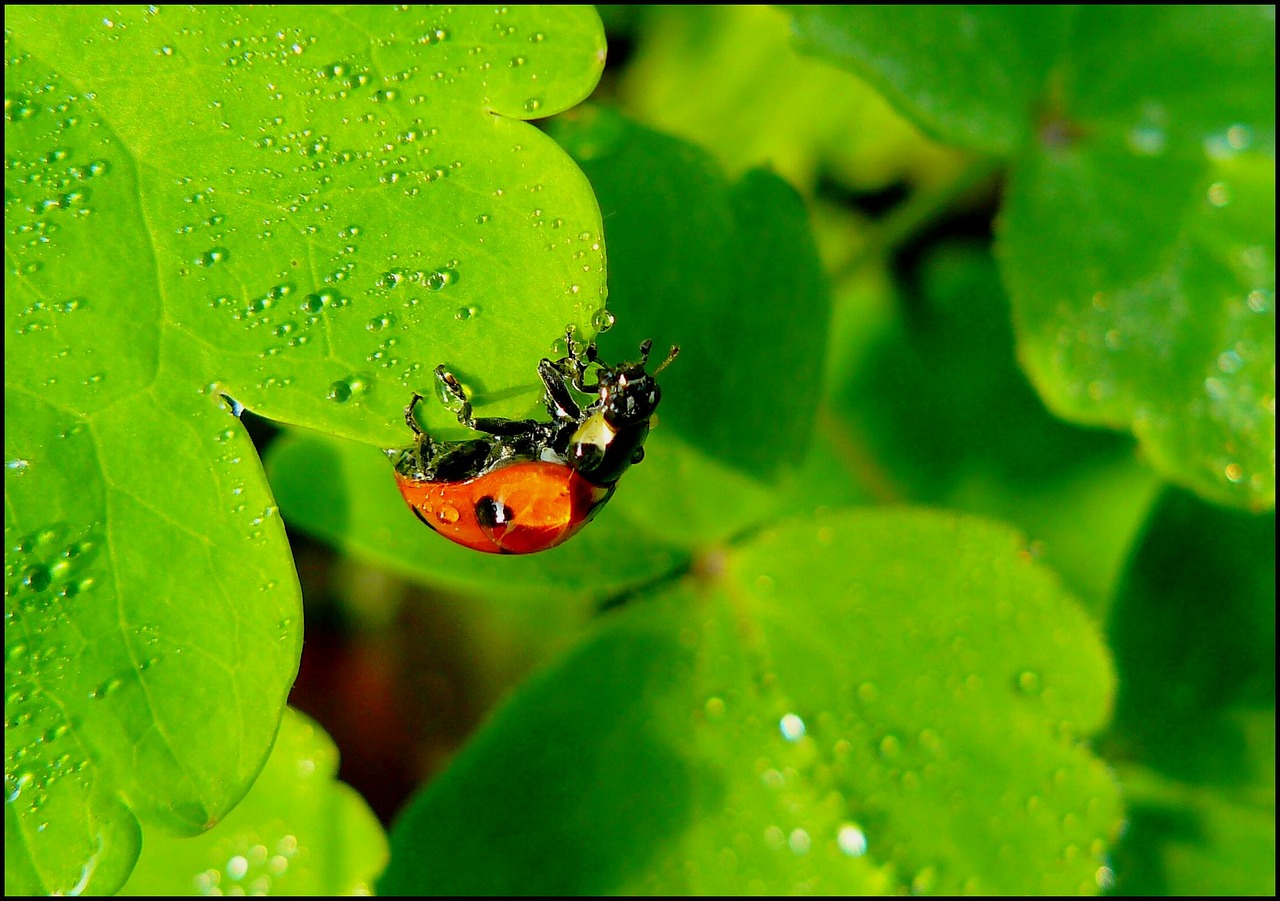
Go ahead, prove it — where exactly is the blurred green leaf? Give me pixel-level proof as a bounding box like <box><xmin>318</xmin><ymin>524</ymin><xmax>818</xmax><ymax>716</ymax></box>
<box><xmin>821</xmin><ymin>240</ymin><xmax>1161</xmax><ymax>611</ymax></box>
<box><xmin>789</xmin><ymin>6</ymin><xmax>1276</xmax><ymax>511</ymax></box>
<box><xmin>549</xmin><ymin>105</ymin><xmax>830</xmax><ymax>484</ymax></box>
<box><xmin>1104</xmin><ymin>488</ymin><xmax>1275</xmax><ymax>894</ymax></box>
<box><xmin>5</xmin><ymin>5</ymin><xmax>603</xmax><ymax>892</ymax></box>
<box><xmin>1107</xmin><ymin>488</ymin><xmax>1274</xmax><ymax>782</ymax></box>
<box><xmin>945</xmin><ymin>454</ymin><xmax>1162</xmax><ymax>618</ymax></box>
<box><xmin>1113</xmin><ymin>722</ymin><xmax>1275</xmax><ymax>896</ymax></box>
<box><xmin>790</xmin><ymin>6</ymin><xmax>1070</xmax><ymax>154</ymax></box>
<box><xmin>381</xmin><ymin>511</ymin><xmax>1119</xmax><ymax>894</ymax></box>
<box><xmin>120</xmin><ymin>708</ymin><xmax>388</xmax><ymax>895</ymax></box>
<box><xmin>834</xmin><ymin>242</ymin><xmax>1134</xmax><ymax>496</ymax></box>
<box><xmin>618</xmin><ymin>6</ymin><xmax>964</xmax><ymax>193</ymax></box>
<box><xmin>1004</xmin><ymin>116</ymin><xmax>1275</xmax><ymax>512</ymax></box>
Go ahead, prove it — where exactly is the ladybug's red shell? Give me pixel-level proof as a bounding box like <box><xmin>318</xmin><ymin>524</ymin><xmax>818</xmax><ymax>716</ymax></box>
<box><xmin>394</xmin><ymin>460</ymin><xmax>614</xmax><ymax>555</ymax></box>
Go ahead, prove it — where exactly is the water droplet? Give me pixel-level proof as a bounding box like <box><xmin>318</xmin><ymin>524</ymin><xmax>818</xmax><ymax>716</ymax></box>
<box><xmin>704</xmin><ymin>697</ymin><xmax>726</xmax><ymax>721</ymax></box>
<box><xmin>454</xmin><ymin>306</ymin><xmax>477</xmax><ymax>321</ymax></box>
<box><xmin>788</xmin><ymin>828</ymin><xmax>810</xmax><ymax>855</ymax></box>
<box><xmin>436</xmin><ymin>504</ymin><xmax>460</xmax><ymax>524</ymax></box>
<box><xmin>425</xmin><ymin>267</ymin><xmax>457</xmax><ymax>291</ymax></box>
<box><xmin>523</xmin><ymin>97</ymin><xmax>542</xmax><ymax>114</ymax></box>
<box><xmin>1225</xmin><ymin>124</ymin><xmax>1253</xmax><ymax>151</ymax></box>
<box><xmin>5</xmin><ymin>93</ymin><xmax>41</xmax><ymax>121</ymax></box>
<box><xmin>366</xmin><ymin>313</ymin><xmax>395</xmax><ymax>331</ymax></box>
<box><xmin>1016</xmin><ymin>671</ymin><xmax>1042</xmax><ymax>696</ymax></box>
<box><xmin>327</xmin><ymin>380</ymin><xmax>352</xmax><ymax>403</ymax></box>
<box><xmin>227</xmin><ymin>855</ymin><xmax>249</xmax><ymax>881</ymax></box>
<box><xmin>591</xmin><ymin>309</ymin><xmax>615</xmax><ymax>333</ymax></box>
<box><xmin>1127</xmin><ymin>125</ymin><xmax>1166</xmax><ymax>156</ymax></box>
<box><xmin>22</xmin><ymin>565</ymin><xmax>51</xmax><ymax>592</ymax></box>
<box><xmin>88</xmin><ymin>677</ymin><xmax>123</xmax><ymax>700</ymax></box>
<box><xmin>779</xmin><ymin>713</ymin><xmax>806</xmax><ymax>742</ymax></box>
<box><xmin>1095</xmin><ymin>865</ymin><xmax>1116</xmax><ymax>891</ymax></box>
<box><xmin>196</xmin><ymin>247</ymin><xmax>230</xmax><ymax>267</ymax></box>
<box><xmin>1216</xmin><ymin>350</ymin><xmax>1243</xmax><ymax>374</ymax></box>
<box><xmin>1206</xmin><ymin>181</ymin><xmax>1230</xmax><ymax>208</ymax></box>
<box><xmin>1204</xmin><ymin>377</ymin><xmax>1229</xmax><ymax>401</ymax></box>
<box><xmin>837</xmin><ymin>823</ymin><xmax>868</xmax><ymax>857</ymax></box>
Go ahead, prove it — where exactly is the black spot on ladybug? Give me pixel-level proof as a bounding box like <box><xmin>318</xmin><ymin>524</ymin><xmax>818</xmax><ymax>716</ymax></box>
<box><xmin>412</xmin><ymin>507</ymin><xmax>439</xmax><ymax>532</ymax></box>
<box><xmin>474</xmin><ymin>496</ymin><xmax>515</xmax><ymax>528</ymax></box>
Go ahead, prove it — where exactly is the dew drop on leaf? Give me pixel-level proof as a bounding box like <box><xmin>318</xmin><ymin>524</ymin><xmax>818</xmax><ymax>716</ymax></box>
<box><xmin>22</xmin><ymin>565</ymin><xmax>51</xmax><ymax>592</ymax></box>
<box><xmin>591</xmin><ymin>308</ymin><xmax>615</xmax><ymax>332</ymax></box>
<box><xmin>327</xmin><ymin>380</ymin><xmax>352</xmax><ymax>403</ymax></box>
<box><xmin>837</xmin><ymin>823</ymin><xmax>868</xmax><ymax>857</ymax></box>
<box><xmin>779</xmin><ymin>713</ymin><xmax>806</xmax><ymax>742</ymax></box>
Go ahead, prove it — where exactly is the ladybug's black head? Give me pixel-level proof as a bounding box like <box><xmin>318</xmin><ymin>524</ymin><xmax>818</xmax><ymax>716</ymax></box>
<box><xmin>597</xmin><ymin>340</ymin><xmax>678</xmax><ymax>428</ymax></box>
<box><xmin>568</xmin><ymin>339</ymin><xmax>679</xmax><ymax>487</ymax></box>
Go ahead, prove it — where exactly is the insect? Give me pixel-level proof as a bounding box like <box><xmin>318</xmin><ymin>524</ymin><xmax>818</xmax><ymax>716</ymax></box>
<box><xmin>390</xmin><ymin>328</ymin><xmax>679</xmax><ymax>554</ymax></box>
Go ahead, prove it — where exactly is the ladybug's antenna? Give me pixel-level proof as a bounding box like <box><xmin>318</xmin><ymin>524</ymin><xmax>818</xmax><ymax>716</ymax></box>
<box><xmin>654</xmin><ymin>344</ymin><xmax>680</xmax><ymax>375</ymax></box>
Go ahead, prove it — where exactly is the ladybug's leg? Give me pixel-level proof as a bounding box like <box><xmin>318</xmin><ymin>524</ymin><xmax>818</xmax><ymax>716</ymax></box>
<box><xmin>399</xmin><ymin>393</ymin><xmax>436</xmax><ymax>474</ymax></box>
<box><xmin>435</xmin><ymin>365</ymin><xmax>540</xmax><ymax>437</ymax></box>
<box><xmin>538</xmin><ymin>358</ymin><xmax>582</xmax><ymax>422</ymax></box>
<box><xmin>404</xmin><ymin>393</ymin><xmax>427</xmax><ymax>438</ymax></box>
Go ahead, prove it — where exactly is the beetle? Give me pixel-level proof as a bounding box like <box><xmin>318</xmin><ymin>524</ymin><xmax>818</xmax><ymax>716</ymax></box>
<box><xmin>389</xmin><ymin>328</ymin><xmax>679</xmax><ymax>554</ymax></box>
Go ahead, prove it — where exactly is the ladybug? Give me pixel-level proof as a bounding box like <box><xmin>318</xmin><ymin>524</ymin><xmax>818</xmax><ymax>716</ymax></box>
<box><xmin>390</xmin><ymin>328</ymin><xmax>679</xmax><ymax>554</ymax></box>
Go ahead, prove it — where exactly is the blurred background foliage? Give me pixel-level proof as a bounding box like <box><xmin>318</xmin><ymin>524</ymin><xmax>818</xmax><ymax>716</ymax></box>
<box><xmin>291</xmin><ymin>5</ymin><xmax>1275</xmax><ymax>894</ymax></box>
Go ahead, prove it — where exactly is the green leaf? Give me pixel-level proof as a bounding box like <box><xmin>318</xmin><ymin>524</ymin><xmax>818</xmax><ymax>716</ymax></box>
<box><xmin>119</xmin><ymin>708</ymin><xmax>388</xmax><ymax>895</ymax></box>
<box><xmin>789</xmin><ymin>5</ymin><xmax>1276</xmax><ymax>510</ymax></box>
<box><xmin>381</xmin><ymin>511</ymin><xmax>1119</xmax><ymax>894</ymax></box>
<box><xmin>1107</xmin><ymin>488</ymin><xmax>1274</xmax><ymax>782</ymax></box>
<box><xmin>7</xmin><ymin>6</ymin><xmax>608</xmax><ymax>444</ymax></box>
<box><xmin>5</xmin><ymin>5</ymin><xmax>604</xmax><ymax>892</ymax></box>
<box><xmin>617</xmin><ymin>6</ymin><xmax>963</xmax><ymax>192</ymax></box>
<box><xmin>5</xmin><ymin>388</ymin><xmax>299</xmax><ymax>895</ymax></box>
<box><xmin>549</xmin><ymin>105</ymin><xmax>830</xmax><ymax>484</ymax></box>
<box><xmin>1003</xmin><ymin>124</ymin><xmax>1274</xmax><ymax>514</ymax></box>
<box><xmin>1113</xmin><ymin>735</ymin><xmax>1275</xmax><ymax>896</ymax></box>
<box><xmin>1103</xmin><ymin>488</ymin><xmax>1274</xmax><ymax>893</ymax></box>
<box><xmin>789</xmin><ymin>6</ymin><xmax>1070</xmax><ymax>155</ymax></box>
<box><xmin>834</xmin><ymin>242</ymin><xmax>1134</xmax><ymax>495</ymax></box>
